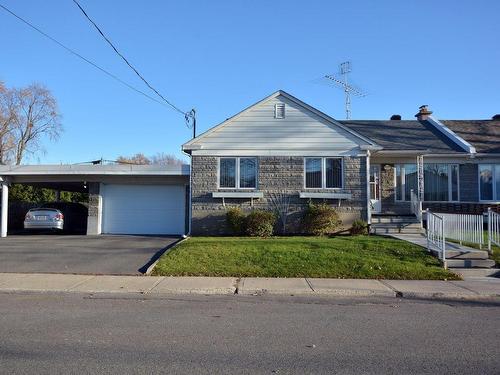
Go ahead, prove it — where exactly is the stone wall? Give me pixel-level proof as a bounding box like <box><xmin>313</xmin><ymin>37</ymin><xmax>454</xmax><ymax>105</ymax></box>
<box><xmin>191</xmin><ymin>156</ymin><xmax>367</xmax><ymax>235</ymax></box>
<box><xmin>86</xmin><ymin>182</ymin><xmax>101</xmax><ymax>235</ymax></box>
<box><xmin>379</xmin><ymin>163</ymin><xmax>411</xmax><ymax>215</ymax></box>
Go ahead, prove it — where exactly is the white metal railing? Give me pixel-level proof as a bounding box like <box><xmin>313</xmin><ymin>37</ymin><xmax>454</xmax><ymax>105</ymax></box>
<box><xmin>426</xmin><ymin>209</ymin><xmax>446</xmax><ymax>267</ymax></box>
<box><xmin>488</xmin><ymin>208</ymin><xmax>500</xmax><ymax>254</ymax></box>
<box><xmin>438</xmin><ymin>213</ymin><xmax>484</xmax><ymax>249</ymax></box>
<box><xmin>410</xmin><ymin>189</ymin><xmax>423</xmax><ymax>225</ymax></box>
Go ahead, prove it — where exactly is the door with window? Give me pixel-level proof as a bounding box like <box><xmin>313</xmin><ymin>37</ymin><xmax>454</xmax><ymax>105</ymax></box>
<box><xmin>369</xmin><ymin>165</ymin><xmax>381</xmax><ymax>213</ymax></box>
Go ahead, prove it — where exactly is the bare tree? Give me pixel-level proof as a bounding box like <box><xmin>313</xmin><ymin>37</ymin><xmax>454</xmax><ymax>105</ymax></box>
<box><xmin>116</xmin><ymin>153</ymin><xmax>151</xmax><ymax>165</ymax></box>
<box><xmin>0</xmin><ymin>82</ymin><xmax>16</xmax><ymax>164</ymax></box>
<box><xmin>9</xmin><ymin>83</ymin><xmax>62</xmax><ymax>165</ymax></box>
<box><xmin>150</xmin><ymin>152</ymin><xmax>185</xmax><ymax>166</ymax></box>
<box><xmin>116</xmin><ymin>152</ymin><xmax>185</xmax><ymax>166</ymax></box>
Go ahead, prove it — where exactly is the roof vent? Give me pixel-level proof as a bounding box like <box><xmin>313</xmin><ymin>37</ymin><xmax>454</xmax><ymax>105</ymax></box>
<box><xmin>390</xmin><ymin>114</ymin><xmax>402</xmax><ymax>120</ymax></box>
<box><xmin>415</xmin><ymin>105</ymin><xmax>433</xmax><ymax>121</ymax></box>
<box><xmin>274</xmin><ymin>103</ymin><xmax>285</xmax><ymax>119</ymax></box>
<box><xmin>492</xmin><ymin>114</ymin><xmax>500</xmax><ymax>121</ymax></box>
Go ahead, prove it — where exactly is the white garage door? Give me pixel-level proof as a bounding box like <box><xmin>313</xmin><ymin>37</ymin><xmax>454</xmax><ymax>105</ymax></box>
<box><xmin>102</xmin><ymin>184</ymin><xmax>185</xmax><ymax>235</ymax></box>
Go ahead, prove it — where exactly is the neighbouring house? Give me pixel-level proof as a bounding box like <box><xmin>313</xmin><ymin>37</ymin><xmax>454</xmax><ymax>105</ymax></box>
<box><xmin>182</xmin><ymin>90</ymin><xmax>500</xmax><ymax>235</ymax></box>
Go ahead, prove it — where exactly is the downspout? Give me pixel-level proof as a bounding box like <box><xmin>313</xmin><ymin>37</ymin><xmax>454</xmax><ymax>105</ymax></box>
<box><xmin>182</xmin><ymin>149</ymin><xmax>192</xmax><ymax>237</ymax></box>
<box><xmin>366</xmin><ymin>150</ymin><xmax>371</xmax><ymax>225</ymax></box>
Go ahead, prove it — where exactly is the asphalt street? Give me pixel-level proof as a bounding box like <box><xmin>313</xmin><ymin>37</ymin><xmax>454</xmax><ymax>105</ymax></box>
<box><xmin>0</xmin><ymin>292</ymin><xmax>499</xmax><ymax>374</ymax></box>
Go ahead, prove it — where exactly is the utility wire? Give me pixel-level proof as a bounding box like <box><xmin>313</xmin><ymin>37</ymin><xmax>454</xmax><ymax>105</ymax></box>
<box><xmin>72</xmin><ymin>0</ymin><xmax>190</xmax><ymax>119</ymax></box>
<box><xmin>0</xmin><ymin>2</ymin><xmax>171</xmax><ymax>109</ymax></box>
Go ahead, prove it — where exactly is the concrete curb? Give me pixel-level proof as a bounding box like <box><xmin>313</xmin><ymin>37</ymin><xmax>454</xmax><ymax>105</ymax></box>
<box><xmin>144</xmin><ymin>236</ymin><xmax>189</xmax><ymax>275</ymax></box>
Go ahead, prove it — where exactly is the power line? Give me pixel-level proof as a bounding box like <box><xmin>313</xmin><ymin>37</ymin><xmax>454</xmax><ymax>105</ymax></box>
<box><xmin>72</xmin><ymin>0</ymin><xmax>190</xmax><ymax>118</ymax></box>
<box><xmin>0</xmin><ymin>2</ymin><xmax>171</xmax><ymax>109</ymax></box>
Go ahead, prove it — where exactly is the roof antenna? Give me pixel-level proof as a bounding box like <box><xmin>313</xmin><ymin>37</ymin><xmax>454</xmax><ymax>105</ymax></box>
<box><xmin>323</xmin><ymin>61</ymin><xmax>367</xmax><ymax>120</ymax></box>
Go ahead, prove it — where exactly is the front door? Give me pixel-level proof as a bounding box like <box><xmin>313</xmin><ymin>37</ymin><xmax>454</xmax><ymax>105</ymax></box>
<box><xmin>369</xmin><ymin>165</ymin><xmax>381</xmax><ymax>214</ymax></box>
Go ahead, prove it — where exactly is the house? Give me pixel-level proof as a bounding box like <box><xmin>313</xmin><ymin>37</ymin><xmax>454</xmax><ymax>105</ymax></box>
<box><xmin>182</xmin><ymin>90</ymin><xmax>500</xmax><ymax>235</ymax></box>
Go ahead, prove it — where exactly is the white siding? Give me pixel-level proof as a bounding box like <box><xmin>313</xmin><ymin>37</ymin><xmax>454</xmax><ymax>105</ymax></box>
<box><xmin>190</xmin><ymin>95</ymin><xmax>368</xmax><ymax>156</ymax></box>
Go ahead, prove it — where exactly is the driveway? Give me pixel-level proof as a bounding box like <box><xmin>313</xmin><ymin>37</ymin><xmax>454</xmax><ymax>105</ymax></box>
<box><xmin>0</xmin><ymin>235</ymin><xmax>179</xmax><ymax>275</ymax></box>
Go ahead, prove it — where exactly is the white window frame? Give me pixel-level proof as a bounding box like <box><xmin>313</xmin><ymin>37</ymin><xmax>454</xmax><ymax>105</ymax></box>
<box><xmin>218</xmin><ymin>157</ymin><xmax>258</xmax><ymax>190</ymax></box>
<box><xmin>394</xmin><ymin>163</ymin><xmax>460</xmax><ymax>202</ymax></box>
<box><xmin>304</xmin><ymin>157</ymin><xmax>343</xmax><ymax>190</ymax></box>
<box><xmin>478</xmin><ymin>164</ymin><xmax>500</xmax><ymax>202</ymax></box>
<box><xmin>274</xmin><ymin>103</ymin><xmax>285</xmax><ymax>119</ymax></box>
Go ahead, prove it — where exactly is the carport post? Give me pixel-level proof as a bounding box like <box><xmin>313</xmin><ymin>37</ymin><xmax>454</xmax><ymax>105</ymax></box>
<box><xmin>1</xmin><ymin>179</ymin><xmax>8</xmax><ymax>238</ymax></box>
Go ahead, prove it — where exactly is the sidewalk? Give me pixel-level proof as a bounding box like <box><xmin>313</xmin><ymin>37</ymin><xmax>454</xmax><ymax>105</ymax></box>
<box><xmin>0</xmin><ymin>273</ymin><xmax>499</xmax><ymax>299</ymax></box>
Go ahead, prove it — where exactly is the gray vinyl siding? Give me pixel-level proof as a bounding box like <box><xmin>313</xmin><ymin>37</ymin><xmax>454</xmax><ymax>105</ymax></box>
<box><xmin>189</xmin><ymin>95</ymin><xmax>368</xmax><ymax>154</ymax></box>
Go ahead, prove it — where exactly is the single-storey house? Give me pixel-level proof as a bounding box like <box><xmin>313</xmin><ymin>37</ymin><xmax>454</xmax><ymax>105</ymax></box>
<box><xmin>182</xmin><ymin>90</ymin><xmax>500</xmax><ymax>235</ymax></box>
<box><xmin>0</xmin><ymin>90</ymin><xmax>498</xmax><ymax>238</ymax></box>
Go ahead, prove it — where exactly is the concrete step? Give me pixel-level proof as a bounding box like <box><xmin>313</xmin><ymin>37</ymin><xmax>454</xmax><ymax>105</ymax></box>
<box><xmin>446</xmin><ymin>259</ymin><xmax>496</xmax><ymax>269</ymax></box>
<box><xmin>451</xmin><ymin>268</ymin><xmax>500</xmax><ymax>278</ymax></box>
<box><xmin>430</xmin><ymin>248</ymin><xmax>490</xmax><ymax>260</ymax></box>
<box><xmin>371</xmin><ymin>226</ymin><xmax>424</xmax><ymax>235</ymax></box>
<box><xmin>371</xmin><ymin>216</ymin><xmax>419</xmax><ymax>224</ymax></box>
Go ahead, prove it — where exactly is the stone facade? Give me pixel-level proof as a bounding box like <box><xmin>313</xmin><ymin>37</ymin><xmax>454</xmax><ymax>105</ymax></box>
<box><xmin>191</xmin><ymin>156</ymin><xmax>367</xmax><ymax>235</ymax></box>
<box><xmin>379</xmin><ymin>164</ymin><xmax>411</xmax><ymax>215</ymax></box>
<box><xmin>86</xmin><ymin>182</ymin><xmax>101</xmax><ymax>235</ymax></box>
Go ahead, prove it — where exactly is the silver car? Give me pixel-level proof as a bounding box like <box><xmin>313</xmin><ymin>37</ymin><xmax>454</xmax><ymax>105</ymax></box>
<box><xmin>24</xmin><ymin>208</ymin><xmax>64</xmax><ymax>231</ymax></box>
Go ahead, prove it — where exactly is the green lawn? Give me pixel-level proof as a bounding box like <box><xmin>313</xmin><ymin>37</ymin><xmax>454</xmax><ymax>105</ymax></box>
<box><xmin>152</xmin><ymin>236</ymin><xmax>460</xmax><ymax>280</ymax></box>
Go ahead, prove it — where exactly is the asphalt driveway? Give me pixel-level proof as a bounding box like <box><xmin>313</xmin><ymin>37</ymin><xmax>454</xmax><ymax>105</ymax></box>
<box><xmin>0</xmin><ymin>235</ymin><xmax>179</xmax><ymax>275</ymax></box>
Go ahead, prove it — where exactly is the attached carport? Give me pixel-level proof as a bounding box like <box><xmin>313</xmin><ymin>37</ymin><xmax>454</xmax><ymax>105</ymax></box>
<box><xmin>0</xmin><ymin>164</ymin><xmax>190</xmax><ymax>237</ymax></box>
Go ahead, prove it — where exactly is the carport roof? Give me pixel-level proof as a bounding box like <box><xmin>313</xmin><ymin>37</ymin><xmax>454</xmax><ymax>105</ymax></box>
<box><xmin>0</xmin><ymin>164</ymin><xmax>190</xmax><ymax>176</ymax></box>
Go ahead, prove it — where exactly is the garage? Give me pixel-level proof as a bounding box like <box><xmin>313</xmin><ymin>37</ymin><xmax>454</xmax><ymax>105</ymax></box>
<box><xmin>0</xmin><ymin>164</ymin><xmax>190</xmax><ymax>237</ymax></box>
<box><xmin>102</xmin><ymin>184</ymin><xmax>186</xmax><ymax>235</ymax></box>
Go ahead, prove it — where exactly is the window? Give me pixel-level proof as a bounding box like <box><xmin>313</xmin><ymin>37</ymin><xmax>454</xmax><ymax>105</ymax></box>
<box><xmin>219</xmin><ymin>157</ymin><xmax>257</xmax><ymax>189</ymax></box>
<box><xmin>274</xmin><ymin>103</ymin><xmax>285</xmax><ymax>119</ymax></box>
<box><xmin>479</xmin><ymin>164</ymin><xmax>500</xmax><ymax>201</ymax></box>
<box><xmin>395</xmin><ymin>163</ymin><xmax>459</xmax><ymax>202</ymax></box>
<box><xmin>305</xmin><ymin>157</ymin><xmax>343</xmax><ymax>189</ymax></box>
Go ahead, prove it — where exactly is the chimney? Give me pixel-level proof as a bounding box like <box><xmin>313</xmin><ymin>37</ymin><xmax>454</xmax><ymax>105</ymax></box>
<box><xmin>492</xmin><ymin>114</ymin><xmax>500</xmax><ymax>121</ymax></box>
<box><xmin>415</xmin><ymin>105</ymin><xmax>433</xmax><ymax>121</ymax></box>
<box><xmin>390</xmin><ymin>114</ymin><xmax>402</xmax><ymax>120</ymax></box>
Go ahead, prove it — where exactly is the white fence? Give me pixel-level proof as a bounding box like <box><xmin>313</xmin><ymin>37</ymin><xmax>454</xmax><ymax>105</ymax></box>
<box><xmin>426</xmin><ymin>210</ymin><xmax>446</xmax><ymax>266</ymax></box>
<box><xmin>438</xmin><ymin>213</ymin><xmax>484</xmax><ymax>249</ymax></box>
<box><xmin>488</xmin><ymin>208</ymin><xmax>500</xmax><ymax>254</ymax></box>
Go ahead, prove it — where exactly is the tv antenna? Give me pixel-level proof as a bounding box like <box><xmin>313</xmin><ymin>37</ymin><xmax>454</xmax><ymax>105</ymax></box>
<box><xmin>324</xmin><ymin>61</ymin><xmax>366</xmax><ymax>119</ymax></box>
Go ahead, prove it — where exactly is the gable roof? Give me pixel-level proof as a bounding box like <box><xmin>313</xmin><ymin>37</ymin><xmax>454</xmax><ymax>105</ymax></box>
<box><xmin>340</xmin><ymin>120</ymin><xmax>467</xmax><ymax>154</ymax></box>
<box><xmin>441</xmin><ymin>120</ymin><xmax>500</xmax><ymax>154</ymax></box>
<box><xmin>183</xmin><ymin>90</ymin><xmax>380</xmax><ymax>152</ymax></box>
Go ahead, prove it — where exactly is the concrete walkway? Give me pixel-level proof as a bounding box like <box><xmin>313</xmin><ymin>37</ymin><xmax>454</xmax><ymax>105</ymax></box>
<box><xmin>0</xmin><ymin>273</ymin><xmax>499</xmax><ymax>299</ymax></box>
<box><xmin>388</xmin><ymin>232</ymin><xmax>479</xmax><ymax>254</ymax></box>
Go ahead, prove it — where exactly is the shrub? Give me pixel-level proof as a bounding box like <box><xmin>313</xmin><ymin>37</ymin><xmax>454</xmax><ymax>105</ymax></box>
<box><xmin>226</xmin><ymin>207</ymin><xmax>246</xmax><ymax>235</ymax></box>
<box><xmin>350</xmin><ymin>219</ymin><xmax>368</xmax><ymax>235</ymax></box>
<box><xmin>301</xmin><ymin>203</ymin><xmax>342</xmax><ymax>236</ymax></box>
<box><xmin>245</xmin><ymin>210</ymin><xmax>277</xmax><ymax>237</ymax></box>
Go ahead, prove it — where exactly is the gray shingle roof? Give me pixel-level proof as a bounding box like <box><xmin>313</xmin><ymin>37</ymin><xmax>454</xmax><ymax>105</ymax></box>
<box><xmin>340</xmin><ymin>120</ymin><xmax>465</xmax><ymax>153</ymax></box>
<box><xmin>441</xmin><ymin>120</ymin><xmax>500</xmax><ymax>154</ymax></box>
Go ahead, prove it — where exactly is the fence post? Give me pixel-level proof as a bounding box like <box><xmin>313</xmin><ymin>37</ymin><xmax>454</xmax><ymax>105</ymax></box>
<box><xmin>488</xmin><ymin>207</ymin><xmax>492</xmax><ymax>254</ymax></box>
<box><xmin>426</xmin><ymin>208</ymin><xmax>430</xmax><ymax>252</ymax></box>
<box><xmin>441</xmin><ymin>217</ymin><xmax>446</xmax><ymax>269</ymax></box>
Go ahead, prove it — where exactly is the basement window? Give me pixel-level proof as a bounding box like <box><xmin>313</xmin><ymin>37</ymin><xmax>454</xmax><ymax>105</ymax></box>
<box><xmin>274</xmin><ymin>103</ymin><xmax>285</xmax><ymax>119</ymax></box>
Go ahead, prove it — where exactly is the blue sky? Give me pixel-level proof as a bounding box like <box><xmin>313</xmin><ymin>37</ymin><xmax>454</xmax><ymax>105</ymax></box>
<box><xmin>1</xmin><ymin>0</ymin><xmax>499</xmax><ymax>164</ymax></box>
